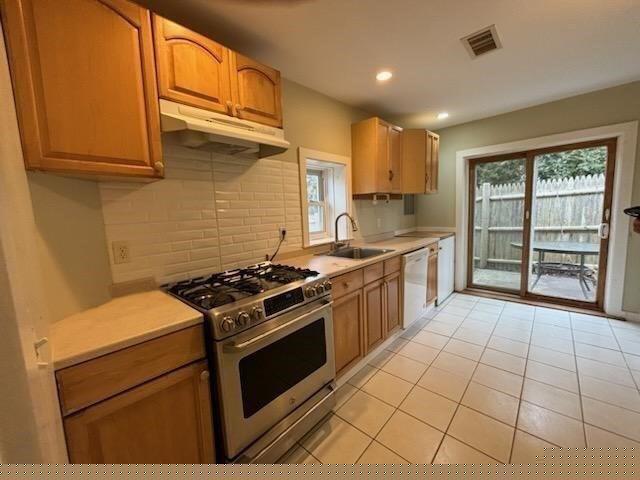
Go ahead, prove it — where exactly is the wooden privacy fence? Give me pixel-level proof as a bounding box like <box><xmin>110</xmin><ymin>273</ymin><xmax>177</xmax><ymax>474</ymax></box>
<box><xmin>473</xmin><ymin>174</ymin><xmax>604</xmax><ymax>271</ymax></box>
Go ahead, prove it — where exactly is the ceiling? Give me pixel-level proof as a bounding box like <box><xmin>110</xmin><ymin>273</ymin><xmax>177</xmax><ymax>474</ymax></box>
<box><xmin>143</xmin><ymin>0</ymin><xmax>640</xmax><ymax>129</ymax></box>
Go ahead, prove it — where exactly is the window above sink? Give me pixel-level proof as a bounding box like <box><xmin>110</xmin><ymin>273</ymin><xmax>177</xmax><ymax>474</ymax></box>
<box><xmin>299</xmin><ymin>148</ymin><xmax>353</xmax><ymax>247</ymax></box>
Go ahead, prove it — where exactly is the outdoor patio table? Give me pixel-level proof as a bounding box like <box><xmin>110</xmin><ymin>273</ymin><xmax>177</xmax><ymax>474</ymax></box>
<box><xmin>510</xmin><ymin>241</ymin><xmax>600</xmax><ymax>299</ymax></box>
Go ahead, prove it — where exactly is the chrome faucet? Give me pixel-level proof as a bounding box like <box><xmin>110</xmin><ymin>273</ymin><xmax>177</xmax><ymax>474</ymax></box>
<box><xmin>333</xmin><ymin>212</ymin><xmax>358</xmax><ymax>251</ymax></box>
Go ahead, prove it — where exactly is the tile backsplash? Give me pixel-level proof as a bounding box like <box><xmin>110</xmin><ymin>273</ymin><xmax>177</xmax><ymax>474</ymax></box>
<box><xmin>99</xmin><ymin>140</ymin><xmax>415</xmax><ymax>286</ymax></box>
<box><xmin>99</xmin><ymin>142</ymin><xmax>303</xmax><ymax>285</ymax></box>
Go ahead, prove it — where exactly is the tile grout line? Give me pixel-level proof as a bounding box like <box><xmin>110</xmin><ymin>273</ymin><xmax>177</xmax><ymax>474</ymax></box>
<box><xmin>316</xmin><ymin>294</ymin><xmax>640</xmax><ymax>464</ymax></box>
<box><xmin>610</xmin><ymin>321</ymin><xmax>640</xmax><ymax>392</ymax></box>
<box><xmin>412</xmin><ymin>295</ymin><xmax>479</xmax><ymax>463</ymax></box>
<box><xmin>346</xmin><ymin>294</ymin><xmax>499</xmax><ymax>463</ymax></box>
<box><xmin>507</xmin><ymin>305</ymin><xmax>535</xmax><ymax>463</ymax></box>
<box><xmin>430</xmin><ymin>297</ymin><xmax>509</xmax><ymax>463</ymax></box>
<box><xmin>396</xmin><ymin>303</ymin><xmax>640</xmax><ymax>430</ymax></box>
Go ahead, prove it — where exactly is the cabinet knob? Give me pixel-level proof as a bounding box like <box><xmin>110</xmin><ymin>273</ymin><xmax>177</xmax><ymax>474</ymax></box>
<box><xmin>153</xmin><ymin>161</ymin><xmax>164</xmax><ymax>172</ymax></box>
<box><xmin>200</xmin><ymin>370</ymin><xmax>210</xmax><ymax>382</ymax></box>
<box><xmin>388</xmin><ymin>170</ymin><xmax>394</xmax><ymax>181</ymax></box>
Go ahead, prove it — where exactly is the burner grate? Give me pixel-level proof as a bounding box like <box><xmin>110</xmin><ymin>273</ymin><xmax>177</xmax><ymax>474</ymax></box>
<box><xmin>163</xmin><ymin>262</ymin><xmax>320</xmax><ymax>310</ymax></box>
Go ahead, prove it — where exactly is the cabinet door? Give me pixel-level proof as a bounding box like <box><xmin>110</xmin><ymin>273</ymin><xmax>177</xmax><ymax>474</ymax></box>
<box><xmin>427</xmin><ymin>252</ymin><xmax>438</xmax><ymax>305</ymax></box>
<box><xmin>401</xmin><ymin>129</ymin><xmax>427</xmax><ymax>194</ymax></box>
<box><xmin>2</xmin><ymin>0</ymin><xmax>162</xmax><ymax>178</ymax></box>
<box><xmin>384</xmin><ymin>271</ymin><xmax>402</xmax><ymax>335</ymax></box>
<box><xmin>332</xmin><ymin>289</ymin><xmax>364</xmax><ymax>376</ymax></box>
<box><xmin>64</xmin><ymin>361</ymin><xmax>215</xmax><ymax>463</ymax></box>
<box><xmin>154</xmin><ymin>16</ymin><xmax>232</xmax><ymax>114</ymax></box>
<box><xmin>230</xmin><ymin>52</ymin><xmax>282</xmax><ymax>127</ymax></box>
<box><xmin>437</xmin><ymin>237</ymin><xmax>455</xmax><ymax>304</ymax></box>
<box><xmin>426</xmin><ymin>131</ymin><xmax>440</xmax><ymax>193</ymax></box>
<box><xmin>375</xmin><ymin>120</ymin><xmax>391</xmax><ymax>192</ymax></box>
<box><xmin>363</xmin><ymin>279</ymin><xmax>385</xmax><ymax>352</ymax></box>
<box><xmin>388</xmin><ymin>126</ymin><xmax>403</xmax><ymax>193</ymax></box>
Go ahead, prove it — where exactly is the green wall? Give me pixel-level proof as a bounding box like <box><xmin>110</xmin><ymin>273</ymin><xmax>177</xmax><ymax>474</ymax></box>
<box><xmin>395</xmin><ymin>80</ymin><xmax>640</xmax><ymax>314</ymax></box>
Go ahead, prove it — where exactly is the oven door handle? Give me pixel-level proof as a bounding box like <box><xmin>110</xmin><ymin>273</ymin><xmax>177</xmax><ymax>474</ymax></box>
<box><xmin>223</xmin><ymin>301</ymin><xmax>333</xmax><ymax>353</ymax></box>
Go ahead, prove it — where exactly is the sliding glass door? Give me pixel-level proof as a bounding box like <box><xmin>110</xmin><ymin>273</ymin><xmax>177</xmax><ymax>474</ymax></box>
<box><xmin>467</xmin><ymin>139</ymin><xmax>617</xmax><ymax>310</ymax></box>
<box><xmin>468</xmin><ymin>156</ymin><xmax>527</xmax><ymax>293</ymax></box>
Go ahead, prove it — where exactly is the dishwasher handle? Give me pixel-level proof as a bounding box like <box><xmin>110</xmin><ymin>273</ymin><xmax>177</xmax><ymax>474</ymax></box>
<box><xmin>403</xmin><ymin>248</ymin><xmax>429</xmax><ymax>264</ymax></box>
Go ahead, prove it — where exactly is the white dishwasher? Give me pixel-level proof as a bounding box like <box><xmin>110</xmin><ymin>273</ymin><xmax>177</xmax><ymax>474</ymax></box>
<box><xmin>402</xmin><ymin>248</ymin><xmax>429</xmax><ymax>329</ymax></box>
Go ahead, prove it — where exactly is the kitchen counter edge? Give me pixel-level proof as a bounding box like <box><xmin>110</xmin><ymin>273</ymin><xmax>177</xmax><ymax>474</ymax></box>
<box><xmin>51</xmin><ymin>290</ymin><xmax>204</xmax><ymax>370</ymax></box>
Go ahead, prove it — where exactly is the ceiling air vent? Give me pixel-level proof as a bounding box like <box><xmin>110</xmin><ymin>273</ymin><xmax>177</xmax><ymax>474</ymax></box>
<box><xmin>462</xmin><ymin>25</ymin><xmax>502</xmax><ymax>58</ymax></box>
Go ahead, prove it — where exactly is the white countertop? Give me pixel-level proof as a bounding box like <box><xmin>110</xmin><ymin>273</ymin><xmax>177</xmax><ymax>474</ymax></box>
<box><xmin>51</xmin><ymin>290</ymin><xmax>203</xmax><ymax>370</ymax></box>
<box><xmin>50</xmin><ymin>233</ymin><xmax>452</xmax><ymax>370</ymax></box>
<box><xmin>281</xmin><ymin>235</ymin><xmax>445</xmax><ymax>277</ymax></box>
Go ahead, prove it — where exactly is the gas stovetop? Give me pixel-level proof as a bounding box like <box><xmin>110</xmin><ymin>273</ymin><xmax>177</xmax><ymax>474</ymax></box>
<box><xmin>165</xmin><ymin>262</ymin><xmax>320</xmax><ymax>310</ymax></box>
<box><xmin>163</xmin><ymin>262</ymin><xmax>332</xmax><ymax>339</ymax></box>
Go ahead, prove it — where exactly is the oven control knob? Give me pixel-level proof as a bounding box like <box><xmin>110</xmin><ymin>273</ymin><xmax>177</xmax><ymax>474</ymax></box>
<box><xmin>251</xmin><ymin>307</ymin><xmax>264</xmax><ymax>321</ymax></box>
<box><xmin>323</xmin><ymin>280</ymin><xmax>333</xmax><ymax>291</ymax></box>
<box><xmin>220</xmin><ymin>316</ymin><xmax>236</xmax><ymax>333</ymax></box>
<box><xmin>316</xmin><ymin>283</ymin><xmax>325</xmax><ymax>294</ymax></box>
<box><xmin>236</xmin><ymin>311</ymin><xmax>250</xmax><ymax>327</ymax></box>
<box><xmin>305</xmin><ymin>286</ymin><xmax>317</xmax><ymax>298</ymax></box>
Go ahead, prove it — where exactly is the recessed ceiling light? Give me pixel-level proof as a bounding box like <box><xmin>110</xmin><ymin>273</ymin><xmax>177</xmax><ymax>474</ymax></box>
<box><xmin>437</xmin><ymin>112</ymin><xmax>450</xmax><ymax>120</ymax></box>
<box><xmin>376</xmin><ymin>71</ymin><xmax>393</xmax><ymax>82</ymax></box>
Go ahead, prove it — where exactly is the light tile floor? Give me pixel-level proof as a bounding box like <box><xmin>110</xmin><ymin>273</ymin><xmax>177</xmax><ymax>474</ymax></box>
<box><xmin>280</xmin><ymin>293</ymin><xmax>640</xmax><ymax>464</ymax></box>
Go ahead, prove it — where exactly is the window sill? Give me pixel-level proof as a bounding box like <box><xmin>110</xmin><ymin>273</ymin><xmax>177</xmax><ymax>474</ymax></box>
<box><xmin>306</xmin><ymin>236</ymin><xmax>356</xmax><ymax>248</ymax></box>
<box><xmin>308</xmin><ymin>237</ymin><xmax>333</xmax><ymax>247</ymax></box>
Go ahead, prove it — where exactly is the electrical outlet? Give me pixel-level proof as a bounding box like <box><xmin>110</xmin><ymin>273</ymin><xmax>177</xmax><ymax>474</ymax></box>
<box><xmin>377</xmin><ymin>218</ymin><xmax>382</xmax><ymax>228</ymax></box>
<box><xmin>112</xmin><ymin>241</ymin><xmax>131</xmax><ymax>264</ymax></box>
<box><xmin>279</xmin><ymin>226</ymin><xmax>287</xmax><ymax>240</ymax></box>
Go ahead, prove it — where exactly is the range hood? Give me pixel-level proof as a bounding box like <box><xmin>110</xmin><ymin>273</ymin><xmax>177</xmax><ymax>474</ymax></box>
<box><xmin>159</xmin><ymin>99</ymin><xmax>289</xmax><ymax>158</ymax></box>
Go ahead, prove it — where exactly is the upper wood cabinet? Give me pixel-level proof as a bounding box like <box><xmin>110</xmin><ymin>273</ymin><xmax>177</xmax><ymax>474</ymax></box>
<box><xmin>153</xmin><ymin>16</ymin><xmax>233</xmax><ymax>115</ymax></box>
<box><xmin>352</xmin><ymin>117</ymin><xmax>403</xmax><ymax>195</ymax></box>
<box><xmin>230</xmin><ymin>52</ymin><xmax>283</xmax><ymax>128</ymax></box>
<box><xmin>401</xmin><ymin>129</ymin><xmax>440</xmax><ymax>194</ymax></box>
<box><xmin>153</xmin><ymin>17</ymin><xmax>283</xmax><ymax>128</ymax></box>
<box><xmin>1</xmin><ymin>0</ymin><xmax>163</xmax><ymax>179</ymax></box>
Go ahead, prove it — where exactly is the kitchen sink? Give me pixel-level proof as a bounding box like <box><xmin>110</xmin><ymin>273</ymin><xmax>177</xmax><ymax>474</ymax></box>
<box><xmin>325</xmin><ymin>247</ymin><xmax>394</xmax><ymax>259</ymax></box>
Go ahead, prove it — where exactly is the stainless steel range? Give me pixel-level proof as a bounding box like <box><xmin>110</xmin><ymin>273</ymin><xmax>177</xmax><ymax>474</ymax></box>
<box><xmin>164</xmin><ymin>262</ymin><xmax>335</xmax><ymax>463</ymax></box>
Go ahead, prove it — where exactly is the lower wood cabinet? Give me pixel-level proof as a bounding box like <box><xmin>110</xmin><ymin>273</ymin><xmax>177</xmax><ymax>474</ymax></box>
<box><xmin>332</xmin><ymin>289</ymin><xmax>365</xmax><ymax>375</ymax></box>
<box><xmin>364</xmin><ymin>279</ymin><xmax>385</xmax><ymax>351</ymax></box>
<box><xmin>384</xmin><ymin>271</ymin><xmax>402</xmax><ymax>335</ymax></box>
<box><xmin>64</xmin><ymin>360</ymin><xmax>215</xmax><ymax>463</ymax></box>
<box><xmin>56</xmin><ymin>325</ymin><xmax>215</xmax><ymax>463</ymax></box>
<box><xmin>333</xmin><ymin>257</ymin><xmax>403</xmax><ymax>378</ymax></box>
<box><xmin>427</xmin><ymin>248</ymin><xmax>438</xmax><ymax>305</ymax></box>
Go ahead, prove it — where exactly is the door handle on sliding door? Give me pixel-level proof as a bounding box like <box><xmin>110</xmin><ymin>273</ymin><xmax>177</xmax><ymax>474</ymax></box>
<box><xmin>598</xmin><ymin>223</ymin><xmax>610</xmax><ymax>239</ymax></box>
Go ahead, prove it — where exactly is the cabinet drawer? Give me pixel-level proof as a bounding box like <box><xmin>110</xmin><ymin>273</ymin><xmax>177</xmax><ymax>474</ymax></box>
<box><xmin>331</xmin><ymin>269</ymin><xmax>364</xmax><ymax>298</ymax></box>
<box><xmin>363</xmin><ymin>261</ymin><xmax>384</xmax><ymax>284</ymax></box>
<box><xmin>383</xmin><ymin>256</ymin><xmax>402</xmax><ymax>275</ymax></box>
<box><xmin>56</xmin><ymin>325</ymin><xmax>205</xmax><ymax>415</ymax></box>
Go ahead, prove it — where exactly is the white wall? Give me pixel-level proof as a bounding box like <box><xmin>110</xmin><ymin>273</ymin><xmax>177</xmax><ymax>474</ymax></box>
<box><xmin>0</xmin><ymin>24</ymin><xmax>66</xmax><ymax>462</ymax></box>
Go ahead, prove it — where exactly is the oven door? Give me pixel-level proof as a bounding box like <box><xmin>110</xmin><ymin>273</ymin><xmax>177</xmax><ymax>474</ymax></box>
<box><xmin>214</xmin><ymin>297</ymin><xmax>335</xmax><ymax>459</ymax></box>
